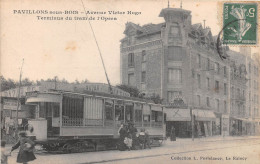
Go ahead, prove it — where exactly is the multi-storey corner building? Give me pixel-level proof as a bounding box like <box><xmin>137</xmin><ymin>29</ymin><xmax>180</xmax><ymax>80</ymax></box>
<box><xmin>120</xmin><ymin>6</ymin><xmax>231</xmax><ymax>137</ymax></box>
<box><xmin>227</xmin><ymin>50</ymin><xmax>248</xmax><ymax>135</ymax></box>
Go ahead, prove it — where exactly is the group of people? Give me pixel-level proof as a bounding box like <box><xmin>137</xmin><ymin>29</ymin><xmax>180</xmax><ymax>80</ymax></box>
<box><xmin>117</xmin><ymin>122</ymin><xmax>151</xmax><ymax>151</ymax></box>
<box><xmin>1</xmin><ymin>131</ymin><xmax>36</xmax><ymax>164</ymax></box>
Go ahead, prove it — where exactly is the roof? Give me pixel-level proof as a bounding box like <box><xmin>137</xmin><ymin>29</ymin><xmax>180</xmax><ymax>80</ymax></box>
<box><xmin>159</xmin><ymin>8</ymin><xmax>191</xmax><ymax>17</ymax></box>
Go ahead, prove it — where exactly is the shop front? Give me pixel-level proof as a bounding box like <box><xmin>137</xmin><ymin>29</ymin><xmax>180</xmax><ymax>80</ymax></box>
<box><xmin>192</xmin><ymin>109</ymin><xmax>216</xmax><ymax>137</ymax></box>
<box><xmin>165</xmin><ymin>108</ymin><xmax>216</xmax><ymax>138</ymax></box>
<box><xmin>164</xmin><ymin>108</ymin><xmax>191</xmax><ymax>138</ymax></box>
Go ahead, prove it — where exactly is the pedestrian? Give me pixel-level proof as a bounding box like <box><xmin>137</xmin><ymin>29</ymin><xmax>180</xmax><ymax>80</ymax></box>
<box><xmin>124</xmin><ymin>133</ymin><xmax>132</xmax><ymax>151</ymax></box>
<box><xmin>127</xmin><ymin>122</ymin><xmax>138</xmax><ymax>150</ymax></box>
<box><xmin>118</xmin><ymin>123</ymin><xmax>128</xmax><ymax>151</ymax></box>
<box><xmin>1</xmin><ymin>140</ymin><xmax>11</xmax><ymax>164</ymax></box>
<box><xmin>144</xmin><ymin>129</ymin><xmax>151</xmax><ymax>149</ymax></box>
<box><xmin>138</xmin><ymin>128</ymin><xmax>146</xmax><ymax>149</ymax></box>
<box><xmin>11</xmin><ymin>131</ymin><xmax>36</xmax><ymax>164</ymax></box>
<box><xmin>170</xmin><ymin>126</ymin><xmax>176</xmax><ymax>141</ymax></box>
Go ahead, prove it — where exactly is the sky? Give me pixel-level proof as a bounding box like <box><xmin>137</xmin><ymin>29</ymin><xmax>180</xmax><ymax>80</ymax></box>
<box><xmin>1</xmin><ymin>0</ymin><xmax>259</xmax><ymax>85</ymax></box>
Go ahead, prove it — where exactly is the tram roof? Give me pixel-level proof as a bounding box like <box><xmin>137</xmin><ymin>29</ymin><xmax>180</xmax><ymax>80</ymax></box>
<box><xmin>35</xmin><ymin>89</ymin><xmax>162</xmax><ymax>105</ymax></box>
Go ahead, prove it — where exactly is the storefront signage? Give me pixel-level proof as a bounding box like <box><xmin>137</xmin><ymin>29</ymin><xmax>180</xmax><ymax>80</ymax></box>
<box><xmin>1</xmin><ymin>86</ymin><xmax>40</xmax><ymax>98</ymax></box>
<box><xmin>3</xmin><ymin>99</ymin><xmax>18</xmax><ymax>110</ymax></box>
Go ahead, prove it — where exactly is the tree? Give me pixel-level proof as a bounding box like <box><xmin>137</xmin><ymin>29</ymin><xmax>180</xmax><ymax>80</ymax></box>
<box><xmin>149</xmin><ymin>93</ymin><xmax>164</xmax><ymax>104</ymax></box>
<box><xmin>0</xmin><ymin>76</ymin><xmax>16</xmax><ymax>91</ymax></box>
<box><xmin>116</xmin><ymin>84</ymin><xmax>140</xmax><ymax>97</ymax></box>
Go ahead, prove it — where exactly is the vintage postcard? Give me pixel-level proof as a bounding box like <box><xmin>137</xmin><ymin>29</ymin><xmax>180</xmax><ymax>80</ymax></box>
<box><xmin>1</xmin><ymin>0</ymin><xmax>260</xmax><ymax>164</ymax></box>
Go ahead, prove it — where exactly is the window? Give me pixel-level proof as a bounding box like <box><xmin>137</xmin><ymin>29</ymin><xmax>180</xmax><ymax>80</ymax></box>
<box><xmin>207</xmin><ymin>77</ymin><xmax>210</xmax><ymax>90</ymax></box>
<box><xmin>170</xmin><ymin>25</ymin><xmax>180</xmax><ymax>36</ymax></box>
<box><xmin>168</xmin><ymin>68</ymin><xmax>182</xmax><ymax>84</ymax></box>
<box><xmin>168</xmin><ymin>47</ymin><xmax>183</xmax><ymax>61</ymax></box>
<box><xmin>115</xmin><ymin>104</ymin><xmax>124</xmax><ymax>122</ymax></box>
<box><xmin>232</xmin><ymin>86</ymin><xmax>234</xmax><ymax>98</ymax></box>
<box><xmin>215</xmin><ymin>99</ymin><xmax>219</xmax><ymax>111</ymax></box>
<box><xmin>105</xmin><ymin>100</ymin><xmax>113</xmax><ymax>121</ymax></box>
<box><xmin>142</xmin><ymin>50</ymin><xmax>146</xmax><ymax>62</ymax></box>
<box><xmin>207</xmin><ymin>58</ymin><xmax>210</xmax><ymax>70</ymax></box>
<box><xmin>237</xmin><ymin>88</ymin><xmax>240</xmax><ymax>98</ymax></box>
<box><xmin>197</xmin><ymin>54</ymin><xmax>201</xmax><ymax>68</ymax></box>
<box><xmin>197</xmin><ymin>95</ymin><xmax>201</xmax><ymax>106</ymax></box>
<box><xmin>128</xmin><ymin>73</ymin><xmax>135</xmax><ymax>86</ymax></box>
<box><xmin>141</xmin><ymin>71</ymin><xmax>146</xmax><ymax>83</ymax></box>
<box><xmin>206</xmin><ymin>97</ymin><xmax>210</xmax><ymax>107</ymax></box>
<box><xmin>215</xmin><ymin>81</ymin><xmax>219</xmax><ymax>92</ymax></box>
<box><xmin>224</xmin><ymin>83</ymin><xmax>227</xmax><ymax>95</ymax></box>
<box><xmin>224</xmin><ymin>101</ymin><xmax>227</xmax><ymax>113</ymax></box>
<box><xmin>197</xmin><ymin>74</ymin><xmax>201</xmax><ymax>88</ymax></box>
<box><xmin>168</xmin><ymin>91</ymin><xmax>182</xmax><ymax>102</ymax></box>
<box><xmin>214</xmin><ymin>62</ymin><xmax>220</xmax><ymax>74</ymax></box>
<box><xmin>128</xmin><ymin>53</ymin><xmax>134</xmax><ymax>67</ymax></box>
<box><xmin>224</xmin><ymin>66</ymin><xmax>227</xmax><ymax>77</ymax></box>
<box><xmin>248</xmin><ymin>63</ymin><xmax>251</xmax><ymax>73</ymax></box>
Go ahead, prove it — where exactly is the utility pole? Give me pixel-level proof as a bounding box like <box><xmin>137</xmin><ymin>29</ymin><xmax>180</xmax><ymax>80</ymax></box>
<box><xmin>15</xmin><ymin>58</ymin><xmax>24</xmax><ymax>140</ymax></box>
<box><xmin>54</xmin><ymin>76</ymin><xmax>57</xmax><ymax>90</ymax></box>
<box><xmin>189</xmin><ymin>51</ymin><xmax>195</xmax><ymax>141</ymax></box>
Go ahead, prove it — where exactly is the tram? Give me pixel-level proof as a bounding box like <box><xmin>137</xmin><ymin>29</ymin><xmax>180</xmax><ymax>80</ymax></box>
<box><xmin>25</xmin><ymin>90</ymin><xmax>165</xmax><ymax>153</ymax></box>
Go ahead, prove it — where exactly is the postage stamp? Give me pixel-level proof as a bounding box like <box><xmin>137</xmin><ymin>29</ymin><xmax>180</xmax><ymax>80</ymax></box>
<box><xmin>223</xmin><ymin>3</ymin><xmax>258</xmax><ymax>45</ymax></box>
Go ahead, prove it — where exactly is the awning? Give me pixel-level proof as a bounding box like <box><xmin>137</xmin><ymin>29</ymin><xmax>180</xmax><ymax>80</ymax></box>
<box><xmin>165</xmin><ymin>108</ymin><xmax>191</xmax><ymax>121</ymax></box>
<box><xmin>151</xmin><ymin>105</ymin><xmax>162</xmax><ymax>112</ymax></box>
<box><xmin>193</xmin><ymin>109</ymin><xmax>216</xmax><ymax>121</ymax></box>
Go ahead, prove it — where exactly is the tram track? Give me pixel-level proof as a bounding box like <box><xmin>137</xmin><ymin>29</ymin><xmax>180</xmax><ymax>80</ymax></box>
<box><xmin>78</xmin><ymin>138</ymin><xmax>260</xmax><ymax>164</ymax></box>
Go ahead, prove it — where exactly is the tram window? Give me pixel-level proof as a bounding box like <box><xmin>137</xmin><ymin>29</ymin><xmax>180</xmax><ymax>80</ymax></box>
<box><xmin>125</xmin><ymin>105</ymin><xmax>133</xmax><ymax>122</ymax></box>
<box><xmin>53</xmin><ymin>103</ymin><xmax>60</xmax><ymax>117</ymax></box>
<box><xmin>152</xmin><ymin>111</ymin><xmax>163</xmax><ymax>122</ymax></box>
<box><xmin>105</xmin><ymin>101</ymin><xmax>113</xmax><ymax>120</ymax></box>
<box><xmin>115</xmin><ymin>105</ymin><xmax>124</xmax><ymax>121</ymax></box>
<box><xmin>39</xmin><ymin>102</ymin><xmax>46</xmax><ymax>118</ymax></box>
<box><xmin>143</xmin><ymin>115</ymin><xmax>150</xmax><ymax>122</ymax></box>
<box><xmin>135</xmin><ymin>110</ymin><xmax>142</xmax><ymax>122</ymax></box>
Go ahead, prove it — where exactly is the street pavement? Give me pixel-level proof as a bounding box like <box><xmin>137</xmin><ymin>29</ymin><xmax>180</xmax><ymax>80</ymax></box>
<box><xmin>5</xmin><ymin>135</ymin><xmax>260</xmax><ymax>164</ymax></box>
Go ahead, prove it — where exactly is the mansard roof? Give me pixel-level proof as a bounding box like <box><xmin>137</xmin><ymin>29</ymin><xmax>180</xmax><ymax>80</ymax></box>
<box><xmin>191</xmin><ymin>23</ymin><xmax>202</xmax><ymax>31</ymax></box>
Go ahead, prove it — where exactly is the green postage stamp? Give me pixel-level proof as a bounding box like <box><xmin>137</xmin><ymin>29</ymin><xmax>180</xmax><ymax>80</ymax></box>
<box><xmin>223</xmin><ymin>3</ymin><xmax>258</xmax><ymax>45</ymax></box>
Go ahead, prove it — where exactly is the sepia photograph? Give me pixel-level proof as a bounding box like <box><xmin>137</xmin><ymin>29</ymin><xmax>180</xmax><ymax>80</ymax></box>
<box><xmin>1</xmin><ymin>0</ymin><xmax>260</xmax><ymax>163</ymax></box>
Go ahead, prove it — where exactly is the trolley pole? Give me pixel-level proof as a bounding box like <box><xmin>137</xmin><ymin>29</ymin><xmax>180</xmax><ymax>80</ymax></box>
<box><xmin>15</xmin><ymin>59</ymin><xmax>24</xmax><ymax>140</ymax></box>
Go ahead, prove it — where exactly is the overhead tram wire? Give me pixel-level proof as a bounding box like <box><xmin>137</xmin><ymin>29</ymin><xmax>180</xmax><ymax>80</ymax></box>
<box><xmin>80</xmin><ymin>0</ymin><xmax>113</xmax><ymax>94</ymax></box>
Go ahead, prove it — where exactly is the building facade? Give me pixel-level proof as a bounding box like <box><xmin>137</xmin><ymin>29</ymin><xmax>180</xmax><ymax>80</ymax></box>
<box><xmin>120</xmin><ymin>5</ymin><xmax>260</xmax><ymax>137</ymax></box>
<box><xmin>120</xmin><ymin>6</ymin><xmax>231</xmax><ymax>137</ymax></box>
